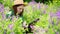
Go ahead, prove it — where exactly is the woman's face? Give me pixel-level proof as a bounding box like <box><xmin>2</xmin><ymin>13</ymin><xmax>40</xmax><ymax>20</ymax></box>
<box><xmin>17</xmin><ymin>5</ymin><xmax>24</xmax><ymax>14</ymax></box>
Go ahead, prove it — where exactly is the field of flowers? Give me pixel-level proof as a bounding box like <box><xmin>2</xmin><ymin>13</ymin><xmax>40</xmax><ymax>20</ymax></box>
<box><xmin>0</xmin><ymin>0</ymin><xmax>60</xmax><ymax>34</ymax></box>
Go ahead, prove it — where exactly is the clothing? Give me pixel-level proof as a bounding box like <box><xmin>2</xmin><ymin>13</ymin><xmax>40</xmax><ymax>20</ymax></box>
<box><xmin>6</xmin><ymin>10</ymin><xmax>14</xmax><ymax>18</ymax></box>
<box><xmin>6</xmin><ymin>10</ymin><xmax>24</xmax><ymax>21</ymax></box>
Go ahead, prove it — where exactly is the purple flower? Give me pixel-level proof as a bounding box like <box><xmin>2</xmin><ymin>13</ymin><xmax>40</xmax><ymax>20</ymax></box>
<box><xmin>43</xmin><ymin>10</ymin><xmax>46</xmax><ymax>14</ymax></box>
<box><xmin>0</xmin><ymin>3</ymin><xmax>5</xmax><ymax>20</ymax></box>
<box><xmin>56</xmin><ymin>32</ymin><xmax>59</xmax><ymax>34</ymax></box>
<box><xmin>29</xmin><ymin>0</ymin><xmax>37</xmax><ymax>5</ymax></box>
<box><xmin>34</xmin><ymin>32</ymin><xmax>36</xmax><ymax>34</ymax></box>
<box><xmin>37</xmin><ymin>2</ymin><xmax>41</xmax><ymax>9</ymax></box>
<box><xmin>51</xmin><ymin>21</ymin><xmax>54</xmax><ymax>25</ymax></box>
<box><xmin>56</xmin><ymin>10</ymin><xmax>60</xmax><ymax>18</ymax></box>
<box><xmin>49</xmin><ymin>12</ymin><xmax>55</xmax><ymax>17</ymax></box>
<box><xmin>4</xmin><ymin>29</ymin><xmax>7</xmax><ymax>34</ymax></box>
<box><xmin>0</xmin><ymin>3</ymin><xmax>4</xmax><ymax>12</ymax></box>
<box><xmin>8</xmin><ymin>24</ymin><xmax>13</xmax><ymax>30</ymax></box>
<box><xmin>11</xmin><ymin>16</ymin><xmax>15</xmax><ymax>21</ymax></box>
<box><xmin>30</xmin><ymin>25</ymin><xmax>34</xmax><ymax>29</ymax></box>
<box><xmin>1</xmin><ymin>12</ymin><xmax>6</xmax><ymax>20</ymax></box>
<box><xmin>30</xmin><ymin>25</ymin><xmax>33</xmax><ymax>28</ymax></box>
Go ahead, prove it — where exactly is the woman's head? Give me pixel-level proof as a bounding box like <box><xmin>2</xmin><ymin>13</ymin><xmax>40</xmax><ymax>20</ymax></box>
<box><xmin>13</xmin><ymin>0</ymin><xmax>27</xmax><ymax>16</ymax></box>
<box><xmin>13</xmin><ymin>4</ymin><xmax>24</xmax><ymax>16</ymax></box>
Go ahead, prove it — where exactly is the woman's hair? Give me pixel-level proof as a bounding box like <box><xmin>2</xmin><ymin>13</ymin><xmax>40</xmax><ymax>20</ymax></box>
<box><xmin>13</xmin><ymin>5</ymin><xmax>17</xmax><ymax>15</ymax></box>
<box><xmin>13</xmin><ymin>4</ymin><xmax>24</xmax><ymax>16</ymax></box>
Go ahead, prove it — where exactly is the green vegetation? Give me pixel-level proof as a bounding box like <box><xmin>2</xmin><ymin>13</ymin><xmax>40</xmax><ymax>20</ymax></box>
<box><xmin>0</xmin><ymin>0</ymin><xmax>60</xmax><ymax>34</ymax></box>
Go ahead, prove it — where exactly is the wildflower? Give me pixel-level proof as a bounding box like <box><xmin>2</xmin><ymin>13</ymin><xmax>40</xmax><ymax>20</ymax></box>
<box><xmin>33</xmin><ymin>27</ymin><xmax>45</xmax><ymax>34</ymax></box>
<box><xmin>56</xmin><ymin>10</ymin><xmax>60</xmax><ymax>18</ymax></box>
<box><xmin>43</xmin><ymin>10</ymin><xmax>46</xmax><ymax>14</ymax></box>
<box><xmin>10</xmin><ymin>32</ymin><xmax>15</xmax><ymax>34</ymax></box>
<box><xmin>11</xmin><ymin>15</ymin><xmax>18</xmax><ymax>22</ymax></box>
<box><xmin>4</xmin><ymin>29</ymin><xmax>7</xmax><ymax>34</ymax></box>
<box><xmin>56</xmin><ymin>32</ymin><xmax>59</xmax><ymax>34</ymax></box>
<box><xmin>30</xmin><ymin>25</ymin><xmax>34</xmax><ymax>30</ymax></box>
<box><xmin>29</xmin><ymin>0</ymin><xmax>37</xmax><ymax>5</ymax></box>
<box><xmin>0</xmin><ymin>3</ymin><xmax>6</xmax><ymax>20</ymax></box>
<box><xmin>49</xmin><ymin>12</ymin><xmax>55</xmax><ymax>17</ymax></box>
<box><xmin>8</xmin><ymin>24</ymin><xmax>14</xmax><ymax>30</ymax></box>
<box><xmin>11</xmin><ymin>16</ymin><xmax>16</xmax><ymax>21</ymax></box>
<box><xmin>1</xmin><ymin>12</ymin><xmax>6</xmax><ymax>20</ymax></box>
<box><xmin>37</xmin><ymin>2</ymin><xmax>41</xmax><ymax>9</ymax></box>
<box><xmin>22</xmin><ymin>21</ymin><xmax>28</xmax><ymax>29</ymax></box>
<box><xmin>0</xmin><ymin>3</ymin><xmax>4</xmax><ymax>12</ymax></box>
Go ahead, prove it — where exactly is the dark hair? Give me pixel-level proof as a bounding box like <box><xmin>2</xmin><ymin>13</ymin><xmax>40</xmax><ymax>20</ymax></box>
<box><xmin>13</xmin><ymin>4</ymin><xmax>24</xmax><ymax>16</ymax></box>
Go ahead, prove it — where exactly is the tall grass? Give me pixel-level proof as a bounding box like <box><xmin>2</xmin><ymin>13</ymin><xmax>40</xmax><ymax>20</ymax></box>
<box><xmin>0</xmin><ymin>0</ymin><xmax>60</xmax><ymax>34</ymax></box>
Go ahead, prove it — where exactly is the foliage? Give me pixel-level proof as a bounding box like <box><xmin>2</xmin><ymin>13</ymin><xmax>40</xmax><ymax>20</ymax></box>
<box><xmin>0</xmin><ymin>0</ymin><xmax>60</xmax><ymax>34</ymax></box>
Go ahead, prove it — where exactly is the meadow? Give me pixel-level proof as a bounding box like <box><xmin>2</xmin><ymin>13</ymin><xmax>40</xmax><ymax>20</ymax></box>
<box><xmin>0</xmin><ymin>0</ymin><xmax>60</xmax><ymax>34</ymax></box>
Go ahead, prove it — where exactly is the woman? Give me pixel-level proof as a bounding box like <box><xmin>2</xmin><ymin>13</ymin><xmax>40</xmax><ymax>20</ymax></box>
<box><xmin>6</xmin><ymin>0</ymin><xmax>28</xmax><ymax>34</ymax></box>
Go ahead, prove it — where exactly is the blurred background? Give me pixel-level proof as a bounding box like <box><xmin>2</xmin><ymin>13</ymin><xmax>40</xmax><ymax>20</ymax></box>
<box><xmin>0</xmin><ymin>0</ymin><xmax>60</xmax><ymax>34</ymax></box>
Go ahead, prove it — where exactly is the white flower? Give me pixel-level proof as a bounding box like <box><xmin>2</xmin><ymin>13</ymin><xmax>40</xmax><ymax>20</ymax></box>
<box><xmin>22</xmin><ymin>21</ymin><xmax>28</xmax><ymax>28</ymax></box>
